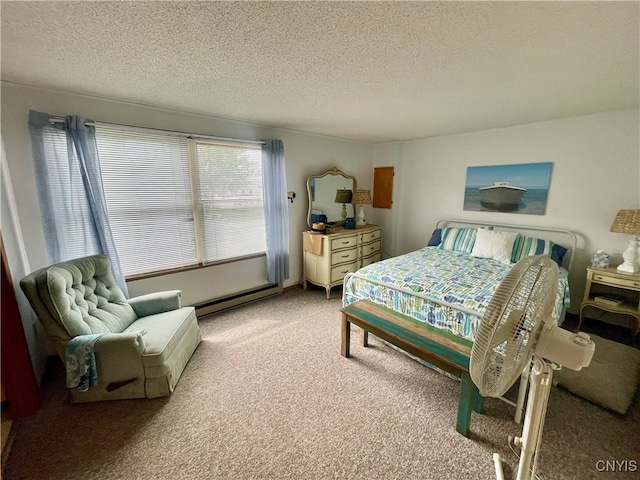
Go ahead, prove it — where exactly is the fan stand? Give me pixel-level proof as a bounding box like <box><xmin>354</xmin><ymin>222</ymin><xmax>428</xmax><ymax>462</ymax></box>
<box><xmin>494</xmin><ymin>357</ymin><xmax>553</xmax><ymax>480</ymax></box>
<box><xmin>514</xmin><ymin>361</ymin><xmax>532</xmax><ymax>424</ymax></box>
<box><xmin>473</xmin><ymin>256</ymin><xmax>595</xmax><ymax>480</ymax></box>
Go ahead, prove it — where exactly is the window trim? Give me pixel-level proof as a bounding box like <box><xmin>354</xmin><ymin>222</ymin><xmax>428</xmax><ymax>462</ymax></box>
<box><xmin>125</xmin><ymin>252</ymin><xmax>267</xmax><ymax>282</ymax></box>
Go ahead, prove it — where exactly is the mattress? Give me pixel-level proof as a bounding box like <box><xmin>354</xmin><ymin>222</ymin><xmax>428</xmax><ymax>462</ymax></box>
<box><xmin>343</xmin><ymin>246</ymin><xmax>570</xmax><ymax>343</ymax></box>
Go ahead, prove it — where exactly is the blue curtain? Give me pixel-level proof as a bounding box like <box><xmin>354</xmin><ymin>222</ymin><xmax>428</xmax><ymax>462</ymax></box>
<box><xmin>28</xmin><ymin>110</ymin><xmax>128</xmax><ymax>296</ymax></box>
<box><xmin>261</xmin><ymin>139</ymin><xmax>289</xmax><ymax>284</ymax></box>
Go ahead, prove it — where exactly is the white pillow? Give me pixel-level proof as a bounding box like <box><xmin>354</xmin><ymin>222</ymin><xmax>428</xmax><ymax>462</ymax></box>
<box><xmin>470</xmin><ymin>229</ymin><xmax>518</xmax><ymax>264</ymax></box>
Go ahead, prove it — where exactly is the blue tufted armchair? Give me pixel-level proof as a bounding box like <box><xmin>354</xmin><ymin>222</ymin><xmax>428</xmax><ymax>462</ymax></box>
<box><xmin>20</xmin><ymin>254</ymin><xmax>202</xmax><ymax>402</ymax></box>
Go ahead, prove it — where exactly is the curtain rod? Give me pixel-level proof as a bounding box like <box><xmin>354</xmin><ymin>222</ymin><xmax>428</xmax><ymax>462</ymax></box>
<box><xmin>48</xmin><ymin>117</ymin><xmax>266</xmax><ymax>146</ymax></box>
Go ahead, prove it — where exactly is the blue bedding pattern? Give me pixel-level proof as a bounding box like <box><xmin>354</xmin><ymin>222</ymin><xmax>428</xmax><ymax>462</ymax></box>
<box><xmin>343</xmin><ymin>247</ymin><xmax>570</xmax><ymax>343</ymax></box>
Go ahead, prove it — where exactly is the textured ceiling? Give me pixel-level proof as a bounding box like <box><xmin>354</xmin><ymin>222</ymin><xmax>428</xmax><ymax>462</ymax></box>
<box><xmin>1</xmin><ymin>1</ymin><xmax>638</xmax><ymax>143</ymax></box>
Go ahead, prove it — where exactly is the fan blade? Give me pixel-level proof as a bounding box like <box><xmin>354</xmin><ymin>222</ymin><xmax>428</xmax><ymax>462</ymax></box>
<box><xmin>490</xmin><ymin>309</ymin><xmax>525</xmax><ymax>349</ymax></box>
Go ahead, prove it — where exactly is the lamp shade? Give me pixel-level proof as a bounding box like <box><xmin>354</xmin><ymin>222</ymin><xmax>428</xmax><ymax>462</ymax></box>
<box><xmin>334</xmin><ymin>189</ymin><xmax>352</xmax><ymax>204</ymax></box>
<box><xmin>610</xmin><ymin>209</ymin><xmax>640</xmax><ymax>235</ymax></box>
<box><xmin>352</xmin><ymin>189</ymin><xmax>372</xmax><ymax>205</ymax></box>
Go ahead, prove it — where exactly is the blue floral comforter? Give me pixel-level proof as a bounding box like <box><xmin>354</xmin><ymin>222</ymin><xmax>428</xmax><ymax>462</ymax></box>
<box><xmin>343</xmin><ymin>247</ymin><xmax>570</xmax><ymax>343</ymax></box>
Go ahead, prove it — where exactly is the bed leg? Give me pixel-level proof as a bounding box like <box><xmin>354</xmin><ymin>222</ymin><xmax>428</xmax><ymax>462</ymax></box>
<box><xmin>457</xmin><ymin>372</ymin><xmax>475</xmax><ymax>436</ymax></box>
<box><xmin>341</xmin><ymin>313</ymin><xmax>351</xmax><ymax>358</ymax></box>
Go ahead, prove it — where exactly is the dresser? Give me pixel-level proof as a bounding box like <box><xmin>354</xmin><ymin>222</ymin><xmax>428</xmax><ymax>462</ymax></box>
<box><xmin>303</xmin><ymin>225</ymin><xmax>383</xmax><ymax>298</ymax></box>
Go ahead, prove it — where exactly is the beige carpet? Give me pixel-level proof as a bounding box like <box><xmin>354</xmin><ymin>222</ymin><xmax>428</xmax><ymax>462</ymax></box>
<box><xmin>4</xmin><ymin>288</ymin><xmax>640</xmax><ymax>479</ymax></box>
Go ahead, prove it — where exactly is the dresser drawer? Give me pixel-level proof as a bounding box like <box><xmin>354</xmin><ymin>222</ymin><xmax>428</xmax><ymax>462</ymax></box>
<box><xmin>331</xmin><ymin>248</ymin><xmax>358</xmax><ymax>265</ymax></box>
<box><xmin>593</xmin><ymin>274</ymin><xmax>640</xmax><ymax>290</ymax></box>
<box><xmin>361</xmin><ymin>252</ymin><xmax>381</xmax><ymax>268</ymax></box>
<box><xmin>331</xmin><ymin>235</ymin><xmax>357</xmax><ymax>250</ymax></box>
<box><xmin>331</xmin><ymin>262</ymin><xmax>358</xmax><ymax>283</ymax></box>
<box><xmin>359</xmin><ymin>229</ymin><xmax>381</xmax><ymax>244</ymax></box>
<box><xmin>360</xmin><ymin>240</ymin><xmax>381</xmax><ymax>258</ymax></box>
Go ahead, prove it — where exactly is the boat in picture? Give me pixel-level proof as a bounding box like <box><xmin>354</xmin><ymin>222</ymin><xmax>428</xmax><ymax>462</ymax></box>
<box><xmin>479</xmin><ymin>182</ymin><xmax>526</xmax><ymax>210</ymax></box>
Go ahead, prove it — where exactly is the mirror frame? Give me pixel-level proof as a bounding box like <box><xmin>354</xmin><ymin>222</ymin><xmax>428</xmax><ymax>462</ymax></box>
<box><xmin>306</xmin><ymin>166</ymin><xmax>357</xmax><ymax>228</ymax></box>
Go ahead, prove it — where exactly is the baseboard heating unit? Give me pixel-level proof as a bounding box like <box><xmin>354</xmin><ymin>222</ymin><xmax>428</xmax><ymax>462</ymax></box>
<box><xmin>194</xmin><ymin>283</ymin><xmax>282</xmax><ymax>318</ymax></box>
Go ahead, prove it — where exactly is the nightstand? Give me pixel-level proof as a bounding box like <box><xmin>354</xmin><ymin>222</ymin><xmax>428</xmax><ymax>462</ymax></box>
<box><xmin>579</xmin><ymin>266</ymin><xmax>640</xmax><ymax>336</ymax></box>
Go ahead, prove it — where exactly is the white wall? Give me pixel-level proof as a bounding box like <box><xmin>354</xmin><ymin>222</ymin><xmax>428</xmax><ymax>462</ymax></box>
<box><xmin>380</xmin><ymin>109</ymin><xmax>640</xmax><ymax>312</ymax></box>
<box><xmin>1</xmin><ymin>82</ymin><xmax>373</xmax><ymax>305</ymax></box>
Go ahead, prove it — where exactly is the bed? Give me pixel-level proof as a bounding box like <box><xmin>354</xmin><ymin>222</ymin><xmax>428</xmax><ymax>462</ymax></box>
<box><xmin>342</xmin><ymin>219</ymin><xmax>576</xmax><ymax>422</ymax></box>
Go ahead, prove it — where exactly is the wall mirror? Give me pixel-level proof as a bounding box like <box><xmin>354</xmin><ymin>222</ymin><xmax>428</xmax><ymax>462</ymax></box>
<box><xmin>307</xmin><ymin>167</ymin><xmax>357</xmax><ymax>228</ymax></box>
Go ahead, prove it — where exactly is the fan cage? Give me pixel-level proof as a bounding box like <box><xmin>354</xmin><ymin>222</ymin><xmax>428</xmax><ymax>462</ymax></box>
<box><xmin>470</xmin><ymin>255</ymin><xmax>558</xmax><ymax>398</ymax></box>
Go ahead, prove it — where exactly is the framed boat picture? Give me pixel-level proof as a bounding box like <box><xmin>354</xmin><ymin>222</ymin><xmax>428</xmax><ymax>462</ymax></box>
<box><xmin>463</xmin><ymin>162</ymin><xmax>553</xmax><ymax>215</ymax></box>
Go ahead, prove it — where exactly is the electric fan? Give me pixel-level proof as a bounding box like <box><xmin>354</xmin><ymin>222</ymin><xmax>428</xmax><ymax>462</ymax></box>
<box><xmin>470</xmin><ymin>255</ymin><xmax>595</xmax><ymax>480</ymax></box>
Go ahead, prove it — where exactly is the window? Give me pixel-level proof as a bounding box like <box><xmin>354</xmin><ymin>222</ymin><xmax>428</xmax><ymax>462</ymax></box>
<box><xmin>95</xmin><ymin>125</ymin><xmax>266</xmax><ymax>277</ymax></box>
<box><xmin>194</xmin><ymin>142</ymin><xmax>265</xmax><ymax>264</ymax></box>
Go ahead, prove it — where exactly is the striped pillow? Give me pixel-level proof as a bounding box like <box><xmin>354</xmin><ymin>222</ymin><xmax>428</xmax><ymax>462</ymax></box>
<box><xmin>439</xmin><ymin>227</ymin><xmax>477</xmax><ymax>254</ymax></box>
<box><xmin>511</xmin><ymin>235</ymin><xmax>554</xmax><ymax>263</ymax></box>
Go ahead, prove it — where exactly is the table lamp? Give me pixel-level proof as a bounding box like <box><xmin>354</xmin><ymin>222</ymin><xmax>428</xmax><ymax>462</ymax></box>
<box><xmin>610</xmin><ymin>209</ymin><xmax>640</xmax><ymax>273</ymax></box>
<box><xmin>352</xmin><ymin>189</ymin><xmax>372</xmax><ymax>226</ymax></box>
<box><xmin>334</xmin><ymin>189</ymin><xmax>352</xmax><ymax>221</ymax></box>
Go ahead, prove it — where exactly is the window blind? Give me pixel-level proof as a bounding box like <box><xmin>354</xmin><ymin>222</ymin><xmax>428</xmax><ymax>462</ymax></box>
<box><xmin>96</xmin><ymin>125</ymin><xmax>198</xmax><ymax>276</ymax></box>
<box><xmin>195</xmin><ymin>142</ymin><xmax>266</xmax><ymax>264</ymax></box>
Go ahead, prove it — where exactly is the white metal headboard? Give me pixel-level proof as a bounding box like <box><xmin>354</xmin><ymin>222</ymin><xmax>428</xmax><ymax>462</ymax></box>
<box><xmin>435</xmin><ymin>219</ymin><xmax>577</xmax><ymax>274</ymax></box>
